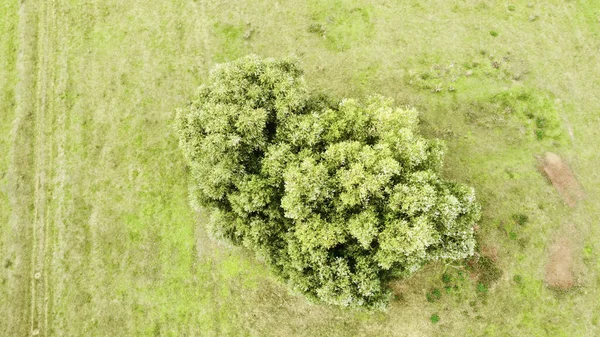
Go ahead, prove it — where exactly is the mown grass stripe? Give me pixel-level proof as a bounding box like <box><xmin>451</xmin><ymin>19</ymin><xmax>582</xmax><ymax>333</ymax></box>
<box><xmin>7</xmin><ymin>1</ymin><xmax>39</xmax><ymax>336</ymax></box>
<box><xmin>0</xmin><ymin>0</ymin><xmax>19</xmax><ymax>332</ymax></box>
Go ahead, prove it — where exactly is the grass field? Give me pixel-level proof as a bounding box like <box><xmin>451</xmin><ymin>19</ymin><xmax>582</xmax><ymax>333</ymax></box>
<box><xmin>1</xmin><ymin>0</ymin><xmax>600</xmax><ymax>336</ymax></box>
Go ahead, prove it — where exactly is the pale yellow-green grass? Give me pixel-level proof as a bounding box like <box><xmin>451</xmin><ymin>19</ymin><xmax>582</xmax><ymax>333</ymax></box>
<box><xmin>1</xmin><ymin>0</ymin><xmax>599</xmax><ymax>336</ymax></box>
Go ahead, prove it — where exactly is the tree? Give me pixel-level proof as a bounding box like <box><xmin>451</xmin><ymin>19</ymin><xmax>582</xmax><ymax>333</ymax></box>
<box><xmin>176</xmin><ymin>55</ymin><xmax>480</xmax><ymax>308</ymax></box>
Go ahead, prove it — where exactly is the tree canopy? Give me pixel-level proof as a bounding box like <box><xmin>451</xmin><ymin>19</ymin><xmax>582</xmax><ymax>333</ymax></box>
<box><xmin>176</xmin><ymin>55</ymin><xmax>480</xmax><ymax>308</ymax></box>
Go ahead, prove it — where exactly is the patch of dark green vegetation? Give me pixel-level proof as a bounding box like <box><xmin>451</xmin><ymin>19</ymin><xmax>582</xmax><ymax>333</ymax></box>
<box><xmin>426</xmin><ymin>288</ymin><xmax>443</xmax><ymax>302</ymax></box>
<box><xmin>476</xmin><ymin>282</ymin><xmax>488</xmax><ymax>294</ymax></box>
<box><xmin>3</xmin><ymin>259</ymin><xmax>12</xmax><ymax>269</ymax></box>
<box><xmin>307</xmin><ymin>22</ymin><xmax>327</xmax><ymax>37</ymax></box>
<box><xmin>501</xmin><ymin>214</ymin><xmax>529</xmax><ymax>248</ymax></box>
<box><xmin>405</xmin><ymin>52</ymin><xmax>564</xmax><ymax>142</ymax></box>
<box><xmin>513</xmin><ymin>274</ymin><xmax>523</xmax><ymax>284</ymax></box>
<box><xmin>213</xmin><ymin>23</ymin><xmax>246</xmax><ymax>62</ymax></box>
<box><xmin>466</xmin><ymin>256</ymin><xmax>502</xmax><ymax>287</ymax></box>
<box><xmin>309</xmin><ymin>0</ymin><xmax>374</xmax><ymax>51</ymax></box>
<box><xmin>512</xmin><ymin>213</ymin><xmax>529</xmax><ymax>226</ymax></box>
<box><xmin>442</xmin><ymin>272</ymin><xmax>452</xmax><ymax>284</ymax></box>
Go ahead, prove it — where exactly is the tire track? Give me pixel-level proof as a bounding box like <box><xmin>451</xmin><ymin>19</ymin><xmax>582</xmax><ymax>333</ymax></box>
<box><xmin>30</xmin><ymin>0</ymin><xmax>53</xmax><ymax>335</ymax></box>
<box><xmin>36</xmin><ymin>1</ymin><xmax>65</xmax><ymax>335</ymax></box>
<box><xmin>46</xmin><ymin>1</ymin><xmax>69</xmax><ymax>335</ymax></box>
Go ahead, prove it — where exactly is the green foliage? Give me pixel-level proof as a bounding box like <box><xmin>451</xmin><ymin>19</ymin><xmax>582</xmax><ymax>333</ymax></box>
<box><xmin>467</xmin><ymin>256</ymin><xmax>502</xmax><ymax>287</ymax></box>
<box><xmin>213</xmin><ymin>23</ymin><xmax>246</xmax><ymax>62</ymax></box>
<box><xmin>513</xmin><ymin>275</ymin><xmax>523</xmax><ymax>284</ymax></box>
<box><xmin>426</xmin><ymin>288</ymin><xmax>442</xmax><ymax>302</ymax></box>
<box><xmin>512</xmin><ymin>213</ymin><xmax>529</xmax><ymax>226</ymax></box>
<box><xmin>442</xmin><ymin>272</ymin><xmax>452</xmax><ymax>284</ymax></box>
<box><xmin>177</xmin><ymin>55</ymin><xmax>481</xmax><ymax>308</ymax></box>
<box><xmin>308</xmin><ymin>0</ymin><xmax>374</xmax><ymax>51</ymax></box>
<box><xmin>405</xmin><ymin>52</ymin><xmax>564</xmax><ymax>142</ymax></box>
<box><xmin>431</xmin><ymin>313</ymin><xmax>440</xmax><ymax>324</ymax></box>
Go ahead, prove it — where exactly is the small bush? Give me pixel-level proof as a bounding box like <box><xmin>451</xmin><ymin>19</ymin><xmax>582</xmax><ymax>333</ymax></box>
<box><xmin>466</xmin><ymin>256</ymin><xmax>502</xmax><ymax>287</ymax></box>
<box><xmin>308</xmin><ymin>23</ymin><xmax>326</xmax><ymax>36</ymax></box>
<box><xmin>430</xmin><ymin>313</ymin><xmax>440</xmax><ymax>324</ymax></box>
<box><xmin>535</xmin><ymin>129</ymin><xmax>545</xmax><ymax>140</ymax></box>
<box><xmin>426</xmin><ymin>288</ymin><xmax>442</xmax><ymax>302</ymax></box>
<box><xmin>477</xmin><ymin>256</ymin><xmax>502</xmax><ymax>286</ymax></box>
<box><xmin>512</xmin><ymin>213</ymin><xmax>529</xmax><ymax>226</ymax></box>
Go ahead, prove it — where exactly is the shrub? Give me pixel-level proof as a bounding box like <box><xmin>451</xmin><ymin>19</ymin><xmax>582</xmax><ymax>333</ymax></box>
<box><xmin>468</xmin><ymin>256</ymin><xmax>502</xmax><ymax>287</ymax></box>
<box><xmin>442</xmin><ymin>272</ymin><xmax>452</xmax><ymax>284</ymax></box>
<box><xmin>513</xmin><ymin>275</ymin><xmax>523</xmax><ymax>284</ymax></box>
<box><xmin>431</xmin><ymin>313</ymin><xmax>440</xmax><ymax>324</ymax></box>
<box><xmin>512</xmin><ymin>213</ymin><xmax>529</xmax><ymax>226</ymax></box>
<box><xmin>176</xmin><ymin>55</ymin><xmax>481</xmax><ymax>308</ymax></box>
<box><xmin>426</xmin><ymin>288</ymin><xmax>442</xmax><ymax>302</ymax></box>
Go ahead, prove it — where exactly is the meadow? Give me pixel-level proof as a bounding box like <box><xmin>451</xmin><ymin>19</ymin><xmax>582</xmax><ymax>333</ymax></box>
<box><xmin>1</xmin><ymin>0</ymin><xmax>599</xmax><ymax>336</ymax></box>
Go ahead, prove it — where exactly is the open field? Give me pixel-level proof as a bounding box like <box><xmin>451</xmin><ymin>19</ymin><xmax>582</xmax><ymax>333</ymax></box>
<box><xmin>1</xmin><ymin>0</ymin><xmax>599</xmax><ymax>336</ymax></box>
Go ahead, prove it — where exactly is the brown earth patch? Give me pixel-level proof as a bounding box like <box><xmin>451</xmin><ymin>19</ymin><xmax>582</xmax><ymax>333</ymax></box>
<box><xmin>480</xmin><ymin>245</ymin><xmax>499</xmax><ymax>262</ymax></box>
<box><xmin>538</xmin><ymin>152</ymin><xmax>584</xmax><ymax>207</ymax></box>
<box><xmin>545</xmin><ymin>223</ymin><xmax>579</xmax><ymax>290</ymax></box>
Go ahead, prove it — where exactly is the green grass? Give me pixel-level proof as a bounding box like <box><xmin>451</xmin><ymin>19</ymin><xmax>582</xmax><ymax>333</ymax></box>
<box><xmin>1</xmin><ymin>0</ymin><xmax>600</xmax><ymax>336</ymax></box>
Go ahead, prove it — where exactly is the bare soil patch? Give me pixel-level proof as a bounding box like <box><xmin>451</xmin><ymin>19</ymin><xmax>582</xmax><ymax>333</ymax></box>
<box><xmin>545</xmin><ymin>223</ymin><xmax>578</xmax><ymax>290</ymax></box>
<box><xmin>481</xmin><ymin>245</ymin><xmax>499</xmax><ymax>262</ymax></box>
<box><xmin>538</xmin><ymin>152</ymin><xmax>584</xmax><ymax>207</ymax></box>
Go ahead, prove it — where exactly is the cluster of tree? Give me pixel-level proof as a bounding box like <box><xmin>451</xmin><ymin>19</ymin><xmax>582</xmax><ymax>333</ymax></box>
<box><xmin>176</xmin><ymin>55</ymin><xmax>480</xmax><ymax>308</ymax></box>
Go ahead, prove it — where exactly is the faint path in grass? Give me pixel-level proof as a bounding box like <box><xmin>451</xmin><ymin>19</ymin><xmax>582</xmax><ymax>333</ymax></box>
<box><xmin>6</xmin><ymin>1</ymin><xmax>64</xmax><ymax>335</ymax></box>
<box><xmin>46</xmin><ymin>2</ymin><xmax>71</xmax><ymax>335</ymax></box>
<box><xmin>30</xmin><ymin>1</ymin><xmax>52</xmax><ymax>335</ymax></box>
